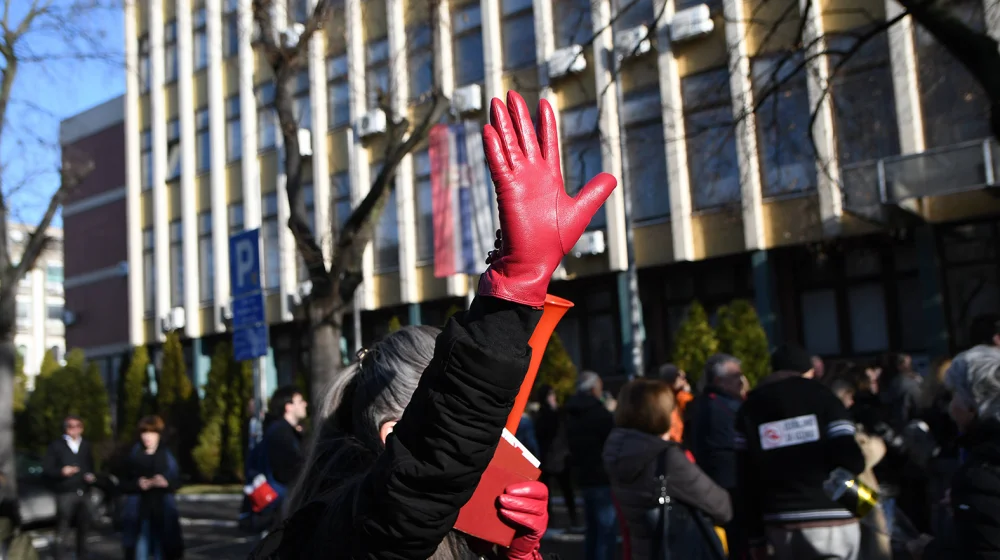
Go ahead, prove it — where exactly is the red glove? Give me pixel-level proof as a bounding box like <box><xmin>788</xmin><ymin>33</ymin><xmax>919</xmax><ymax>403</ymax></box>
<box><xmin>480</xmin><ymin>91</ymin><xmax>617</xmax><ymax>307</ymax></box>
<box><xmin>498</xmin><ymin>481</ymin><xmax>549</xmax><ymax>560</ymax></box>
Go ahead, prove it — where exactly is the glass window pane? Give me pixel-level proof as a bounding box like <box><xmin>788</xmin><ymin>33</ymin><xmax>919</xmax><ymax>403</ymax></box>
<box><xmin>563</xmin><ymin>136</ymin><xmax>606</xmax><ymax>229</ymax></box>
<box><xmin>552</xmin><ymin>0</ymin><xmax>591</xmax><ymax>47</ymax></box>
<box><xmin>263</xmin><ymin>220</ymin><xmax>281</xmax><ymax>289</ymax></box>
<box><xmin>227</xmin><ymin>119</ymin><xmax>242</xmax><ymax>160</ymax></box>
<box><xmin>752</xmin><ymin>55</ymin><xmax>816</xmax><ymax>197</ymax></box>
<box><xmin>684</xmin><ymin>106</ymin><xmax>741</xmax><ymax>209</ymax></box>
<box><xmin>613</xmin><ymin>0</ymin><xmax>654</xmax><ymax>32</ymax></box>
<box><xmin>408</xmin><ymin>48</ymin><xmax>434</xmax><ymax>100</ymax></box>
<box><xmin>374</xmin><ymin>188</ymin><xmax>399</xmax><ymax>271</ymax></box>
<box><xmin>453</xmin><ymin>4</ymin><xmax>482</xmax><ymax>34</ymax></box>
<box><xmin>502</xmin><ymin>13</ymin><xmax>537</xmax><ymax>70</ymax></box>
<box><xmin>329</xmin><ymin>81</ymin><xmax>350</xmax><ymax>128</ymax></box>
<box><xmin>414</xmin><ymin>177</ymin><xmax>433</xmax><ymax>262</ymax></box>
<box><xmin>896</xmin><ymin>276</ymin><xmax>924</xmax><ymax>351</ymax></box>
<box><xmin>626</xmin><ymin>121</ymin><xmax>669</xmax><ymax>221</ymax></box>
<box><xmin>801</xmin><ymin>289</ymin><xmax>840</xmax><ymax>355</ymax></box>
<box><xmin>848</xmin><ymin>283</ymin><xmax>888</xmax><ymax>353</ymax></box>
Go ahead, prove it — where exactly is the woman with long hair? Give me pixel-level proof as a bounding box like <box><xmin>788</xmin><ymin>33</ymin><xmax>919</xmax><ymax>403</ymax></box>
<box><xmin>119</xmin><ymin>415</ymin><xmax>183</xmax><ymax>560</ymax></box>
<box><xmin>249</xmin><ymin>91</ymin><xmax>616</xmax><ymax>559</ymax></box>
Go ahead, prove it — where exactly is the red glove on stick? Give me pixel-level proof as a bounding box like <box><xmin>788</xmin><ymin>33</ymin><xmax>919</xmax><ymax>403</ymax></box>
<box><xmin>480</xmin><ymin>91</ymin><xmax>618</xmax><ymax>307</ymax></box>
<box><xmin>498</xmin><ymin>481</ymin><xmax>549</xmax><ymax>560</ymax></box>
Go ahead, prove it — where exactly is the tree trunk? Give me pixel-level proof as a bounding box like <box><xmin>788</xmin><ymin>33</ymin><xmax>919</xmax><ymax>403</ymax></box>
<box><xmin>309</xmin><ymin>294</ymin><xmax>344</xmax><ymax>404</ymax></box>
<box><xmin>0</xmin><ymin>338</ymin><xmax>16</xmax><ymax>496</ymax></box>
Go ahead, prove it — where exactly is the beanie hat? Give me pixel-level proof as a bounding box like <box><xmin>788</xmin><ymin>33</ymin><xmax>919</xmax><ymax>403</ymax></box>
<box><xmin>770</xmin><ymin>344</ymin><xmax>814</xmax><ymax>375</ymax></box>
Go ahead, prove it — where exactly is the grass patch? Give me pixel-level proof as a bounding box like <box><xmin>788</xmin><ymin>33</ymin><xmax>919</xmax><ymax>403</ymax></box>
<box><xmin>177</xmin><ymin>484</ymin><xmax>243</xmax><ymax>495</ymax></box>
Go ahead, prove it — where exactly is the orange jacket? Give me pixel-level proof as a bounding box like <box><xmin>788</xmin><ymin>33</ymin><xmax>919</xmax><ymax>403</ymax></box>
<box><xmin>668</xmin><ymin>390</ymin><xmax>694</xmax><ymax>443</ymax></box>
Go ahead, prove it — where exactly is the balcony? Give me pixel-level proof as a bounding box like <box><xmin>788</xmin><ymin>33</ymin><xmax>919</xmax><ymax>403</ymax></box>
<box><xmin>841</xmin><ymin>138</ymin><xmax>1000</xmax><ymax>223</ymax></box>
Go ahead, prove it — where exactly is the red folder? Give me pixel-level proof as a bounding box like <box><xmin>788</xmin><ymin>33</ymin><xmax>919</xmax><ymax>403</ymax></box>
<box><xmin>455</xmin><ymin>429</ymin><xmax>542</xmax><ymax>547</ymax></box>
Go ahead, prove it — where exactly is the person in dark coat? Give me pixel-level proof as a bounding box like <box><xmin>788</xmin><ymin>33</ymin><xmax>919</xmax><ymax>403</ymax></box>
<box><xmin>565</xmin><ymin>371</ymin><xmax>617</xmax><ymax>560</ymax></box>
<box><xmin>910</xmin><ymin>344</ymin><xmax>1000</xmax><ymax>560</ymax></box>
<box><xmin>248</xmin><ymin>90</ymin><xmax>616</xmax><ymax>560</ymax></box>
<box><xmin>534</xmin><ymin>385</ymin><xmax>579</xmax><ymax>527</ymax></box>
<box><xmin>604</xmin><ymin>379</ymin><xmax>731</xmax><ymax>560</ymax></box>
<box><xmin>119</xmin><ymin>415</ymin><xmax>183</xmax><ymax>560</ymax></box>
<box><xmin>43</xmin><ymin>415</ymin><xmax>96</xmax><ymax>560</ymax></box>
<box><xmin>262</xmin><ymin>386</ymin><xmax>308</xmax><ymax>490</ymax></box>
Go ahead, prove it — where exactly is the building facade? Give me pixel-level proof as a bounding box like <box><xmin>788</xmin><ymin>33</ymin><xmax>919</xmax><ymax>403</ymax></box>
<box><xmin>120</xmin><ymin>0</ymin><xmax>1000</xmax><ymax>388</ymax></box>
<box><xmin>11</xmin><ymin>223</ymin><xmax>65</xmax><ymax>384</ymax></box>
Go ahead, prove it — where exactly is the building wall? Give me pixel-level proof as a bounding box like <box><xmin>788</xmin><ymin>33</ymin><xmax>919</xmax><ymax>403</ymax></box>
<box><xmin>11</xmin><ymin>225</ymin><xmax>65</xmax><ymax>381</ymax></box>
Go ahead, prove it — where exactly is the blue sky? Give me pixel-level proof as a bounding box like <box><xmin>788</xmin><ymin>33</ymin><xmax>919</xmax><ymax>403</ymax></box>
<box><xmin>3</xmin><ymin>0</ymin><xmax>125</xmax><ymax>228</ymax></box>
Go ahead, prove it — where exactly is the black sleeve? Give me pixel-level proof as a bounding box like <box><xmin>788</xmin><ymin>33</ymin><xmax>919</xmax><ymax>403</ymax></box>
<box><xmin>345</xmin><ymin>296</ymin><xmax>540</xmax><ymax>560</ymax></box>
<box><xmin>664</xmin><ymin>446</ymin><xmax>732</xmax><ymax>525</ymax></box>
<box><xmin>267</xmin><ymin>429</ymin><xmax>304</xmax><ymax>486</ymax></box>
<box><xmin>734</xmin><ymin>405</ymin><xmax>764</xmax><ymax>546</ymax></box>
<box><xmin>821</xmin><ymin>392</ymin><xmax>865</xmax><ymax>476</ymax></box>
<box><xmin>83</xmin><ymin>443</ymin><xmax>96</xmax><ymax>475</ymax></box>
<box><xmin>117</xmin><ymin>453</ymin><xmax>142</xmax><ymax>494</ymax></box>
<box><xmin>42</xmin><ymin>442</ymin><xmax>62</xmax><ymax>480</ymax></box>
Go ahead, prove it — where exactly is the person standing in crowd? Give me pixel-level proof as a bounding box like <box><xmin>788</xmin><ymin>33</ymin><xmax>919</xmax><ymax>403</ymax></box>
<box><xmin>43</xmin><ymin>415</ymin><xmax>96</xmax><ymax>560</ymax></box>
<box><xmin>120</xmin><ymin>416</ymin><xmax>183</xmax><ymax>560</ymax></box>
<box><xmin>516</xmin><ymin>409</ymin><xmax>540</xmax><ymax>459</ymax></box>
<box><xmin>919</xmin><ymin>357</ymin><xmax>960</xmax><ymax>538</ymax></box>
<box><xmin>812</xmin><ymin>355</ymin><xmax>826</xmax><ymax>380</ymax></box>
<box><xmin>534</xmin><ymin>385</ymin><xmax>580</xmax><ymax>528</ymax></box>
<box><xmin>655</xmin><ymin>364</ymin><xmax>693</xmax><ymax>444</ymax></box>
<box><xmin>684</xmin><ymin>354</ymin><xmax>743</xmax><ymax>488</ymax></box>
<box><xmin>263</xmin><ymin>386</ymin><xmax>308</xmax><ymax>494</ymax></box>
<box><xmin>604</xmin><ymin>378</ymin><xmax>731</xmax><ymax>559</ymax></box>
<box><xmin>909</xmin><ymin>344</ymin><xmax>1000</xmax><ymax>559</ymax></box>
<box><xmin>566</xmin><ymin>371</ymin><xmax>618</xmax><ymax>560</ymax></box>
<box><xmin>736</xmin><ymin>344</ymin><xmax>866</xmax><ymax>560</ymax></box>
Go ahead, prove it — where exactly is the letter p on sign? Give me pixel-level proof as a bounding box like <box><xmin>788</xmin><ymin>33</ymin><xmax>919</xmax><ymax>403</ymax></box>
<box><xmin>229</xmin><ymin>229</ymin><xmax>262</xmax><ymax>298</ymax></box>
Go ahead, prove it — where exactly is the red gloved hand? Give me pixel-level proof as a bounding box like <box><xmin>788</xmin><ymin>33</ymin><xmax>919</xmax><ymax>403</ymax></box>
<box><xmin>479</xmin><ymin>91</ymin><xmax>618</xmax><ymax>307</ymax></box>
<box><xmin>498</xmin><ymin>481</ymin><xmax>549</xmax><ymax>560</ymax></box>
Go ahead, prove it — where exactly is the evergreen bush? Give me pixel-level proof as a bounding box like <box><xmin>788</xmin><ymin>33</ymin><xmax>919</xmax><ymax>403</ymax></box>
<box><xmin>120</xmin><ymin>346</ymin><xmax>149</xmax><ymax>441</ymax></box>
<box><xmin>223</xmin><ymin>356</ymin><xmax>253</xmax><ymax>481</ymax></box>
<box><xmin>39</xmin><ymin>349</ymin><xmax>60</xmax><ymax>378</ymax></box>
<box><xmin>193</xmin><ymin>343</ymin><xmax>229</xmax><ymax>480</ymax></box>
<box><xmin>716</xmin><ymin>299</ymin><xmax>770</xmax><ymax>389</ymax></box>
<box><xmin>157</xmin><ymin>331</ymin><xmax>193</xmax><ymax>420</ymax></box>
<box><xmin>13</xmin><ymin>350</ymin><xmax>26</xmax><ymax>413</ymax></box>
<box><xmin>672</xmin><ymin>301</ymin><xmax>719</xmax><ymax>387</ymax></box>
<box><xmin>533</xmin><ymin>332</ymin><xmax>577</xmax><ymax>405</ymax></box>
<box><xmin>387</xmin><ymin>316</ymin><xmax>402</xmax><ymax>333</ymax></box>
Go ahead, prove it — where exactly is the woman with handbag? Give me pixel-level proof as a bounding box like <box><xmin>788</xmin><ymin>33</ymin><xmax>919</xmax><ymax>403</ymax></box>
<box><xmin>604</xmin><ymin>379</ymin><xmax>732</xmax><ymax>560</ymax></box>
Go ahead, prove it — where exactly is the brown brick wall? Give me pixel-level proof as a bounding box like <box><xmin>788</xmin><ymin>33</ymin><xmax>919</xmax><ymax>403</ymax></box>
<box><xmin>64</xmin><ymin>275</ymin><xmax>129</xmax><ymax>350</ymax></box>
<box><xmin>63</xmin><ymin>199</ymin><xmax>128</xmax><ymax>276</ymax></box>
<box><xmin>62</xmin><ymin>123</ymin><xmax>126</xmax><ymax>205</ymax></box>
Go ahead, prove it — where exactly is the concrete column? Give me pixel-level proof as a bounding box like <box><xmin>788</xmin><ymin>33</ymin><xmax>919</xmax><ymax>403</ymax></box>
<box><xmin>207</xmin><ymin>0</ymin><xmax>229</xmax><ymax>332</ymax></box>
<box><xmin>481</xmin><ymin>0</ymin><xmax>504</xmax><ymax>101</ymax></box>
<box><xmin>346</xmin><ymin>0</ymin><xmax>375</xmax><ymax>310</ymax></box>
<box><xmin>654</xmin><ymin>0</ymin><xmax>694</xmax><ymax>261</ymax></box>
<box><xmin>177</xmin><ymin>0</ymin><xmax>200</xmax><ymax>337</ymax></box>
<box><xmin>799</xmin><ymin>0</ymin><xmax>843</xmax><ymax>234</ymax></box>
<box><xmin>238</xmin><ymin>0</ymin><xmax>261</xmax><ymax>229</ymax></box>
<box><xmin>308</xmin><ymin>0</ymin><xmax>331</xmax><ymax>266</ymax></box>
<box><xmin>915</xmin><ymin>226</ymin><xmax>948</xmax><ymax>356</ymax></box>
<box><xmin>886</xmin><ymin>0</ymin><xmax>925</xmax><ymax>154</ymax></box>
<box><xmin>150</xmin><ymin>0</ymin><xmax>171</xmax><ymax>342</ymax></box>
<box><xmin>591</xmin><ymin>0</ymin><xmax>627</xmax><ymax>271</ymax></box>
<box><xmin>751</xmin><ymin>250</ymin><xmax>780</xmax><ymax>345</ymax></box>
<box><xmin>722</xmin><ymin>0</ymin><xmax>765</xmax><ymax>251</ymax></box>
<box><xmin>125</xmin><ymin>0</ymin><xmax>145</xmax><ymax>345</ymax></box>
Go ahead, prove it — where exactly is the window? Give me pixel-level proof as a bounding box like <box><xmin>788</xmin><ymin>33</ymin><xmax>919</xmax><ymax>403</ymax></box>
<box><xmin>501</xmin><ymin>0</ymin><xmax>535</xmax><ymax>70</ymax></box>
<box><xmin>829</xmin><ymin>31</ymin><xmax>900</xmax><ymax>165</ymax></box>
<box><xmin>257</xmin><ymin>82</ymin><xmax>276</xmax><ymax>150</ymax></box>
<box><xmin>373</xmin><ymin>167</ymin><xmax>399</xmax><ymax>272</ymax></box>
<box><xmin>411</xmin><ymin>151</ymin><xmax>434</xmax><ymax>262</ymax></box>
<box><xmin>166</xmin><ymin>118</ymin><xmax>181</xmax><ymax>180</ymax></box>
<box><xmin>46</xmin><ymin>265</ymin><xmax>63</xmax><ymax>284</ymax></box>
<box><xmin>801</xmin><ymin>289</ymin><xmax>840</xmax><ymax>355</ymax></box>
<box><xmin>140</xmin><ymin>129</ymin><xmax>153</xmax><ymax>190</ymax></box>
<box><xmin>199</xmin><ymin>211</ymin><xmax>213</xmax><ymax>304</ymax></box>
<box><xmin>366</xmin><ymin>38</ymin><xmax>390</xmax><ymax>110</ymax></box>
<box><xmin>262</xmin><ymin>193</ymin><xmax>280</xmax><ymax>289</ymax></box>
<box><xmin>138</xmin><ymin>35</ymin><xmax>151</xmax><ymax>93</ymax></box>
<box><xmin>165</xmin><ymin>20</ymin><xmax>178</xmax><ymax>83</ymax></box>
<box><xmin>289</xmin><ymin>0</ymin><xmax>309</xmax><ymax>22</ymax></box>
<box><xmin>327</xmin><ymin>54</ymin><xmax>350</xmax><ymax>128</ymax></box>
<box><xmin>622</xmin><ymin>89</ymin><xmax>669</xmax><ymax>222</ymax></box>
<box><xmin>916</xmin><ymin>0</ymin><xmax>990</xmax><ymax>148</ymax></box>
<box><xmin>453</xmin><ymin>4</ymin><xmax>484</xmax><ymax>86</ymax></box>
<box><xmin>293</xmin><ymin>70</ymin><xmax>312</xmax><ymax>130</ymax></box>
<box><xmin>170</xmin><ymin>220</ymin><xmax>184</xmax><ymax>307</ymax></box>
<box><xmin>16</xmin><ymin>301</ymin><xmax>30</xmax><ymax>327</ymax></box>
<box><xmin>223</xmin><ymin>9</ymin><xmax>239</xmax><ymax>57</ymax></box>
<box><xmin>681</xmin><ymin>69</ymin><xmax>741</xmax><ymax>209</ymax></box>
<box><xmin>332</xmin><ymin>171</ymin><xmax>352</xmax><ymax>231</ymax></box>
<box><xmin>196</xmin><ymin>107</ymin><xmax>210</xmax><ymax>172</ymax></box>
<box><xmin>143</xmin><ymin>227</ymin><xmax>155</xmax><ymax>314</ymax></box>
<box><xmin>751</xmin><ymin>54</ymin><xmax>815</xmax><ymax>197</ymax></box>
<box><xmin>46</xmin><ymin>304</ymin><xmax>63</xmax><ymax>322</ymax></box>
<box><xmin>553</xmin><ymin>0</ymin><xmax>591</xmax><ymax>48</ymax></box>
<box><xmin>228</xmin><ymin>203</ymin><xmax>244</xmax><ymax>234</ymax></box>
<box><xmin>226</xmin><ymin>96</ymin><xmax>242</xmax><ymax>161</ymax></box>
<box><xmin>613</xmin><ymin>0</ymin><xmax>654</xmax><ymax>33</ymax></box>
<box><xmin>407</xmin><ymin>24</ymin><xmax>433</xmax><ymax>101</ymax></box>
<box><xmin>193</xmin><ymin>8</ymin><xmax>208</xmax><ymax>70</ymax></box>
<box><xmin>562</xmin><ymin>106</ymin><xmax>606</xmax><ymax>230</ymax></box>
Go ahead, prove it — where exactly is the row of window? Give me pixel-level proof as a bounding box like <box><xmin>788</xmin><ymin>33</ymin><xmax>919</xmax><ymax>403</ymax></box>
<box><xmin>138</xmin><ymin>5</ymin><xmax>239</xmax><ymax>93</ymax></box>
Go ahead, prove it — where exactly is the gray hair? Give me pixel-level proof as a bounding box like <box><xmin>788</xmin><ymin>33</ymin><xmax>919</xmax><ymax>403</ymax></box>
<box><xmin>576</xmin><ymin>370</ymin><xmax>601</xmax><ymax>393</ymax></box>
<box><xmin>705</xmin><ymin>353</ymin><xmax>741</xmax><ymax>385</ymax></box>
<box><xmin>946</xmin><ymin>344</ymin><xmax>1000</xmax><ymax>422</ymax></box>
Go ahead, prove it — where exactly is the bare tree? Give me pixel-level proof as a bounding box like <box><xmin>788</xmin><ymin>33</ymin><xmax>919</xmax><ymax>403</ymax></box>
<box><xmin>0</xmin><ymin>0</ymin><xmax>115</xmax><ymax>493</ymax></box>
<box><xmin>251</xmin><ymin>0</ymin><xmax>448</xmax><ymax>399</ymax></box>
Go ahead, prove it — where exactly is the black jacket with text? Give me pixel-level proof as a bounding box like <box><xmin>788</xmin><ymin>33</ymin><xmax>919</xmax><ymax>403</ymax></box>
<box><xmin>734</xmin><ymin>376</ymin><xmax>866</xmax><ymax>543</ymax></box>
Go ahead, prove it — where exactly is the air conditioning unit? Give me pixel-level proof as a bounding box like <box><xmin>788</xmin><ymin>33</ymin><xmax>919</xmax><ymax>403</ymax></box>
<box><xmin>615</xmin><ymin>25</ymin><xmax>652</xmax><ymax>60</ymax></box>
<box><xmin>298</xmin><ymin>280</ymin><xmax>313</xmax><ymax>299</ymax></box>
<box><xmin>572</xmin><ymin>230</ymin><xmax>606</xmax><ymax>258</ymax></box>
<box><xmin>298</xmin><ymin>128</ymin><xmax>313</xmax><ymax>157</ymax></box>
<box><xmin>160</xmin><ymin>306</ymin><xmax>186</xmax><ymax>333</ymax></box>
<box><xmin>281</xmin><ymin>22</ymin><xmax>306</xmax><ymax>48</ymax></box>
<box><xmin>356</xmin><ymin>109</ymin><xmax>387</xmax><ymax>138</ymax></box>
<box><xmin>62</xmin><ymin>310</ymin><xmax>77</xmax><ymax>327</ymax></box>
<box><xmin>548</xmin><ymin>45</ymin><xmax>587</xmax><ymax>80</ymax></box>
<box><xmin>670</xmin><ymin>4</ymin><xmax>714</xmax><ymax>43</ymax></box>
<box><xmin>453</xmin><ymin>84</ymin><xmax>483</xmax><ymax>114</ymax></box>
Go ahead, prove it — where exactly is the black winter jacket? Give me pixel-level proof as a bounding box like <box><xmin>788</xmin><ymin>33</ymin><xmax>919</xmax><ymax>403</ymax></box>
<box><xmin>263</xmin><ymin>418</ymin><xmax>304</xmax><ymax>487</ymax></box>
<box><xmin>249</xmin><ymin>297</ymin><xmax>540</xmax><ymax>560</ymax></box>
<box><xmin>683</xmin><ymin>388</ymin><xmax>741</xmax><ymax>490</ymax></box>
<box><xmin>603</xmin><ymin>428</ymin><xmax>732</xmax><ymax>560</ymax></box>
<box><xmin>925</xmin><ymin>419</ymin><xmax>1000</xmax><ymax>560</ymax></box>
<box><xmin>42</xmin><ymin>438</ymin><xmax>95</xmax><ymax>494</ymax></box>
<box><xmin>565</xmin><ymin>394</ymin><xmax>615</xmax><ymax>488</ymax></box>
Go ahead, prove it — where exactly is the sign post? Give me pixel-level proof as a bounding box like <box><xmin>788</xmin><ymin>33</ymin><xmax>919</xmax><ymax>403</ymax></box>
<box><xmin>229</xmin><ymin>229</ymin><xmax>270</xmax><ymax>417</ymax></box>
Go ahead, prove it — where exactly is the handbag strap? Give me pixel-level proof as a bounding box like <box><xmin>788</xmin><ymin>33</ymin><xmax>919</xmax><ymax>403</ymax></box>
<box><xmin>651</xmin><ymin>449</ymin><xmax>671</xmax><ymax>560</ymax></box>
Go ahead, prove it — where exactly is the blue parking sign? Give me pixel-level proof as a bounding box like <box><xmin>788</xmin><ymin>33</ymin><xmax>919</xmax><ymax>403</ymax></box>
<box><xmin>233</xmin><ymin>323</ymin><xmax>269</xmax><ymax>361</ymax></box>
<box><xmin>229</xmin><ymin>229</ymin><xmax>262</xmax><ymax>299</ymax></box>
